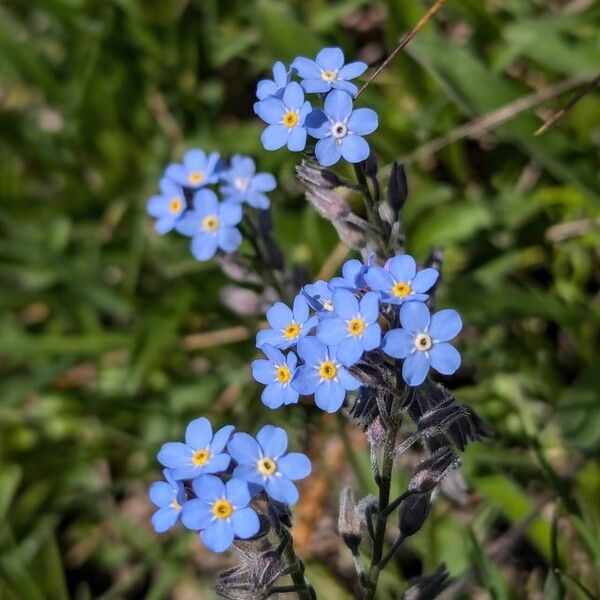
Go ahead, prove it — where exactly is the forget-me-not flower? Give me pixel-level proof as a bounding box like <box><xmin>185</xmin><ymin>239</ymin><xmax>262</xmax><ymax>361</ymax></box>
<box><xmin>146</xmin><ymin>177</ymin><xmax>186</xmax><ymax>234</ymax></box>
<box><xmin>175</xmin><ymin>189</ymin><xmax>242</xmax><ymax>261</ymax></box>
<box><xmin>383</xmin><ymin>302</ymin><xmax>462</xmax><ymax>386</ymax></box>
<box><xmin>302</xmin><ymin>279</ymin><xmax>335</xmax><ymax>316</ymax></box>
<box><xmin>251</xmin><ymin>344</ymin><xmax>299</xmax><ymax>409</ymax></box>
<box><xmin>256</xmin><ymin>82</ymin><xmax>312</xmax><ymax>152</ymax></box>
<box><xmin>256</xmin><ymin>295</ymin><xmax>318</xmax><ymax>350</ymax></box>
<box><xmin>255</xmin><ymin>61</ymin><xmax>289</xmax><ymax>101</ymax></box>
<box><xmin>157</xmin><ymin>417</ymin><xmax>234</xmax><ymax>480</ymax></box>
<box><xmin>306</xmin><ymin>90</ymin><xmax>378</xmax><ymax>166</ymax></box>
<box><xmin>220</xmin><ymin>155</ymin><xmax>276</xmax><ymax>209</ymax></box>
<box><xmin>292</xmin><ymin>337</ymin><xmax>360</xmax><ymax>413</ymax></box>
<box><xmin>364</xmin><ymin>255</ymin><xmax>439</xmax><ymax>305</ymax></box>
<box><xmin>228</xmin><ymin>425</ymin><xmax>311</xmax><ymax>505</ymax></box>
<box><xmin>149</xmin><ymin>469</ymin><xmax>185</xmax><ymax>533</ymax></box>
<box><xmin>292</xmin><ymin>47</ymin><xmax>367</xmax><ymax>95</ymax></box>
<box><xmin>165</xmin><ymin>149</ymin><xmax>220</xmax><ymax>189</ymax></box>
<box><xmin>182</xmin><ymin>475</ymin><xmax>259</xmax><ymax>553</ymax></box>
<box><xmin>316</xmin><ymin>290</ymin><xmax>381</xmax><ymax>366</ymax></box>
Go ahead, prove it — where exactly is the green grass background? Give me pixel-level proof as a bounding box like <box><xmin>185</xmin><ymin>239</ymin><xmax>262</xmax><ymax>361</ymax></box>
<box><xmin>0</xmin><ymin>0</ymin><xmax>599</xmax><ymax>598</ymax></box>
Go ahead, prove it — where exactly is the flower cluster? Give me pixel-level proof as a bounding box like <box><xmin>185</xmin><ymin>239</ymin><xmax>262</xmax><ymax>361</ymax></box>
<box><xmin>149</xmin><ymin>417</ymin><xmax>311</xmax><ymax>552</ymax></box>
<box><xmin>254</xmin><ymin>48</ymin><xmax>378</xmax><ymax>167</ymax></box>
<box><xmin>147</xmin><ymin>150</ymin><xmax>276</xmax><ymax>260</ymax></box>
<box><xmin>252</xmin><ymin>254</ymin><xmax>463</xmax><ymax>413</ymax></box>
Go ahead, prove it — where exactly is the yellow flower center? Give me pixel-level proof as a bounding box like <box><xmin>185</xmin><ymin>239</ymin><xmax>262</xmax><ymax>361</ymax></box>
<box><xmin>283</xmin><ymin>323</ymin><xmax>300</xmax><ymax>340</ymax></box>
<box><xmin>171</xmin><ymin>499</ymin><xmax>182</xmax><ymax>511</ymax></box>
<box><xmin>319</xmin><ymin>360</ymin><xmax>337</xmax><ymax>380</ymax></box>
<box><xmin>282</xmin><ymin>110</ymin><xmax>299</xmax><ymax>128</ymax></box>
<box><xmin>414</xmin><ymin>333</ymin><xmax>433</xmax><ymax>352</ymax></box>
<box><xmin>392</xmin><ymin>282</ymin><xmax>412</xmax><ymax>297</ymax></box>
<box><xmin>191</xmin><ymin>449</ymin><xmax>211</xmax><ymax>466</ymax></box>
<box><xmin>321</xmin><ymin>70</ymin><xmax>337</xmax><ymax>82</ymax></box>
<box><xmin>169</xmin><ymin>197</ymin><xmax>182</xmax><ymax>214</ymax></box>
<box><xmin>257</xmin><ymin>457</ymin><xmax>277</xmax><ymax>476</ymax></box>
<box><xmin>212</xmin><ymin>498</ymin><xmax>233</xmax><ymax>520</ymax></box>
<box><xmin>275</xmin><ymin>364</ymin><xmax>291</xmax><ymax>384</ymax></box>
<box><xmin>188</xmin><ymin>171</ymin><xmax>204</xmax><ymax>185</ymax></box>
<box><xmin>202</xmin><ymin>215</ymin><xmax>219</xmax><ymax>232</ymax></box>
<box><xmin>348</xmin><ymin>318</ymin><xmax>366</xmax><ymax>336</ymax></box>
<box><xmin>322</xmin><ymin>299</ymin><xmax>334</xmax><ymax>311</ymax></box>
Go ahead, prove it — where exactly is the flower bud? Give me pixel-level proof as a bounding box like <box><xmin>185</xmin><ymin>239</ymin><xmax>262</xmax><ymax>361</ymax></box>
<box><xmin>338</xmin><ymin>487</ymin><xmax>363</xmax><ymax>553</ymax></box>
<box><xmin>387</xmin><ymin>162</ymin><xmax>408</xmax><ymax>213</ymax></box>
<box><xmin>407</xmin><ymin>448</ymin><xmax>458</xmax><ymax>494</ymax></box>
<box><xmin>305</xmin><ymin>186</ymin><xmax>351</xmax><ymax>220</ymax></box>
<box><xmin>398</xmin><ymin>492</ymin><xmax>431</xmax><ymax>539</ymax></box>
<box><xmin>401</xmin><ymin>563</ymin><xmax>451</xmax><ymax>600</ymax></box>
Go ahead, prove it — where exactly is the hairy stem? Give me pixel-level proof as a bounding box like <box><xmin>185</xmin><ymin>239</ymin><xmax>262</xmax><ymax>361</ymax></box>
<box><xmin>278</xmin><ymin>527</ymin><xmax>316</xmax><ymax>600</ymax></box>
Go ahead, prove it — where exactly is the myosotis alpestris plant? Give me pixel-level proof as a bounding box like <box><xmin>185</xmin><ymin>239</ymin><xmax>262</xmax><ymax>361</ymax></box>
<box><xmin>147</xmin><ymin>38</ymin><xmax>489</xmax><ymax>600</ymax></box>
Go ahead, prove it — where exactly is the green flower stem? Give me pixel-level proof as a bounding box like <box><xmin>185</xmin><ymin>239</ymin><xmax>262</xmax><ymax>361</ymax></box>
<box><xmin>277</xmin><ymin>527</ymin><xmax>316</xmax><ymax>600</ymax></box>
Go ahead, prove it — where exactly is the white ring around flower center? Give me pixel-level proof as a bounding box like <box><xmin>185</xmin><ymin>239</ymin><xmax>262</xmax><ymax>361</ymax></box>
<box><xmin>321</xmin><ymin>69</ymin><xmax>338</xmax><ymax>82</ymax></box>
<box><xmin>234</xmin><ymin>176</ymin><xmax>250</xmax><ymax>191</ymax></box>
<box><xmin>331</xmin><ymin>121</ymin><xmax>347</xmax><ymax>140</ymax></box>
<box><xmin>414</xmin><ymin>333</ymin><xmax>433</xmax><ymax>352</ymax></box>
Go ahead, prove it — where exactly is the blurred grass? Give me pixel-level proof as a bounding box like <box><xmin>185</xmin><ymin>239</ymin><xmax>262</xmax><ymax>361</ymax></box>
<box><xmin>0</xmin><ymin>0</ymin><xmax>599</xmax><ymax>598</ymax></box>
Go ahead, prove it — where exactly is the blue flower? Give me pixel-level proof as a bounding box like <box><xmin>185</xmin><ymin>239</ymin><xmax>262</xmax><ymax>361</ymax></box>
<box><xmin>165</xmin><ymin>149</ymin><xmax>220</xmax><ymax>189</ymax></box>
<box><xmin>175</xmin><ymin>189</ymin><xmax>243</xmax><ymax>261</ymax></box>
<box><xmin>306</xmin><ymin>90</ymin><xmax>378</xmax><ymax>166</ymax></box>
<box><xmin>255</xmin><ymin>61</ymin><xmax>289</xmax><ymax>101</ymax></box>
<box><xmin>256</xmin><ymin>295</ymin><xmax>318</xmax><ymax>350</ymax></box>
<box><xmin>149</xmin><ymin>469</ymin><xmax>185</xmax><ymax>533</ymax></box>
<box><xmin>220</xmin><ymin>155</ymin><xmax>276</xmax><ymax>209</ymax></box>
<box><xmin>364</xmin><ymin>255</ymin><xmax>439</xmax><ymax>305</ymax></box>
<box><xmin>329</xmin><ymin>258</ymin><xmax>370</xmax><ymax>292</ymax></box>
<box><xmin>251</xmin><ymin>344</ymin><xmax>299</xmax><ymax>409</ymax></box>
<box><xmin>181</xmin><ymin>475</ymin><xmax>259</xmax><ymax>553</ymax></box>
<box><xmin>292</xmin><ymin>47</ymin><xmax>367</xmax><ymax>95</ymax></box>
<box><xmin>146</xmin><ymin>178</ymin><xmax>186</xmax><ymax>234</ymax></box>
<box><xmin>256</xmin><ymin>82</ymin><xmax>312</xmax><ymax>152</ymax></box>
<box><xmin>316</xmin><ymin>290</ymin><xmax>381</xmax><ymax>366</ymax></box>
<box><xmin>228</xmin><ymin>425</ymin><xmax>311</xmax><ymax>505</ymax></box>
<box><xmin>291</xmin><ymin>337</ymin><xmax>360</xmax><ymax>413</ymax></box>
<box><xmin>383</xmin><ymin>302</ymin><xmax>463</xmax><ymax>386</ymax></box>
<box><xmin>157</xmin><ymin>417</ymin><xmax>234</xmax><ymax>480</ymax></box>
<box><xmin>302</xmin><ymin>279</ymin><xmax>335</xmax><ymax>316</ymax></box>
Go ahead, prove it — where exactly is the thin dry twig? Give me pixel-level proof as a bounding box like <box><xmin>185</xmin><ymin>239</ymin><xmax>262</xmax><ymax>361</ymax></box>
<box><xmin>183</xmin><ymin>325</ymin><xmax>252</xmax><ymax>350</ymax></box>
<box><xmin>534</xmin><ymin>71</ymin><xmax>600</xmax><ymax>136</ymax></box>
<box><xmin>316</xmin><ymin>241</ymin><xmax>350</xmax><ymax>282</ymax></box>
<box><xmin>354</xmin><ymin>0</ymin><xmax>447</xmax><ymax>99</ymax></box>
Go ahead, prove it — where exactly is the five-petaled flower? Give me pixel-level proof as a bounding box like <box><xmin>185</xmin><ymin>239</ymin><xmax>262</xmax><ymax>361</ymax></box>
<box><xmin>306</xmin><ymin>90</ymin><xmax>378</xmax><ymax>166</ymax></box>
<box><xmin>302</xmin><ymin>279</ymin><xmax>335</xmax><ymax>316</ymax></box>
<box><xmin>256</xmin><ymin>295</ymin><xmax>318</xmax><ymax>350</ymax></box>
<box><xmin>292</xmin><ymin>337</ymin><xmax>360</xmax><ymax>413</ymax></box>
<box><xmin>149</xmin><ymin>469</ymin><xmax>185</xmax><ymax>533</ymax></box>
<box><xmin>228</xmin><ymin>425</ymin><xmax>311</xmax><ymax>505</ymax></box>
<box><xmin>157</xmin><ymin>417</ymin><xmax>234</xmax><ymax>480</ymax></box>
<box><xmin>255</xmin><ymin>60</ymin><xmax>289</xmax><ymax>101</ymax></box>
<box><xmin>181</xmin><ymin>475</ymin><xmax>260</xmax><ymax>553</ymax></box>
<box><xmin>165</xmin><ymin>149</ymin><xmax>220</xmax><ymax>189</ymax></box>
<box><xmin>251</xmin><ymin>344</ymin><xmax>299</xmax><ymax>409</ymax></box>
<box><xmin>316</xmin><ymin>289</ymin><xmax>381</xmax><ymax>367</ymax></box>
<box><xmin>175</xmin><ymin>189</ymin><xmax>242</xmax><ymax>261</ymax></box>
<box><xmin>364</xmin><ymin>255</ymin><xmax>439</xmax><ymax>305</ymax></box>
<box><xmin>383</xmin><ymin>302</ymin><xmax>462</xmax><ymax>386</ymax></box>
<box><xmin>220</xmin><ymin>155</ymin><xmax>277</xmax><ymax>209</ymax></box>
<box><xmin>256</xmin><ymin>82</ymin><xmax>312</xmax><ymax>152</ymax></box>
<box><xmin>146</xmin><ymin>177</ymin><xmax>186</xmax><ymax>234</ymax></box>
<box><xmin>292</xmin><ymin>47</ymin><xmax>367</xmax><ymax>96</ymax></box>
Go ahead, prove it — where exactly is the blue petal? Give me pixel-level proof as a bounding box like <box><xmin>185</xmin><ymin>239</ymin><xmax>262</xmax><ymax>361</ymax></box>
<box><xmin>316</xmin><ymin>47</ymin><xmax>344</xmax><ymax>71</ymax></box>
<box><xmin>411</xmin><ymin>268</ymin><xmax>439</xmax><ymax>293</ymax></box>
<box><xmin>315</xmin><ymin>136</ymin><xmax>342</xmax><ymax>167</ymax></box>
<box><xmin>183</xmin><ymin>149</ymin><xmax>207</xmax><ymax>170</ymax></box>
<box><xmin>194</xmin><ymin>189</ymin><xmax>219</xmax><ymax>215</ymax></box>
<box><xmin>429</xmin><ymin>309</ymin><xmax>462</xmax><ymax>341</ymax></box>
<box><xmin>231</xmin><ymin>507</ymin><xmax>260</xmax><ymax>538</ymax></box>
<box><xmin>296</xmin><ymin>336</ymin><xmax>327</xmax><ymax>364</ymax></box>
<box><xmin>261</xmin><ymin>383</ymin><xmax>285</xmax><ymax>409</ymax></box>
<box><xmin>256</xmin><ymin>328</ymin><xmax>284</xmax><ymax>349</ymax></box>
<box><xmin>185</xmin><ymin>417</ymin><xmax>213</xmax><ymax>449</ymax></box>
<box><xmin>154</xmin><ymin>216</ymin><xmax>177</xmax><ymax>235</ymax></box>
<box><xmin>382</xmin><ymin>329</ymin><xmax>414</xmax><ymax>359</ymax></box>
<box><xmin>181</xmin><ymin>498</ymin><xmax>213</xmax><ymax>530</ymax></box>
<box><xmin>292</xmin><ymin>294</ymin><xmax>309</xmax><ymax>323</ymax></box>
<box><xmin>157</xmin><ymin>442</ymin><xmax>191</xmax><ymax>470</ymax></box>
<box><xmin>164</xmin><ymin>163</ymin><xmax>188</xmax><ymax>187</ymax></box>
<box><xmin>201</xmin><ymin>519</ymin><xmax>234</xmax><ymax>553</ymax></box>
<box><xmin>301</xmin><ymin>78</ymin><xmax>331</xmax><ymax>93</ymax></box>
<box><xmin>147</xmin><ymin>195</ymin><xmax>168</xmax><ymax>217</ymax></box>
<box><xmin>256</xmin><ymin>97</ymin><xmax>284</xmax><ymax>124</ymax></box>
<box><xmin>364</xmin><ymin>265</ymin><xmax>394</xmax><ymax>294</ymax></box>
<box><xmin>305</xmin><ymin>109</ymin><xmax>330</xmax><ymax>138</ymax></box>
<box><xmin>340</xmin><ymin>135</ymin><xmax>370</xmax><ymax>163</ymax></box>
<box><xmin>277</xmin><ymin>453</ymin><xmax>311</xmax><ymax>480</ymax></box>
<box><xmin>324</xmin><ymin>90</ymin><xmax>353</xmax><ymax>122</ymax></box>
<box><xmin>282</xmin><ymin>385</ymin><xmax>300</xmax><ymax>405</ymax></box>
<box><xmin>246</xmin><ymin>191</ymin><xmax>270</xmax><ymax>209</ymax></box>
<box><xmin>336</xmin><ymin>366</ymin><xmax>360</xmax><ymax>390</ymax></box>
<box><xmin>228</xmin><ymin>432</ymin><xmax>262</xmax><ymax>465</ymax></box>
<box><xmin>290</xmin><ymin>365</ymin><xmax>319</xmax><ymax>395</ymax></box>
<box><xmin>226</xmin><ymin>477</ymin><xmax>251</xmax><ymax>507</ymax></box>
<box><xmin>192</xmin><ymin>474</ymin><xmax>225</xmax><ymax>502</ymax></box>
<box><xmin>210</xmin><ymin>424</ymin><xmax>235</xmax><ymax>453</ymax></box>
<box><xmin>402</xmin><ymin>351</ymin><xmax>430</xmax><ymax>386</ymax></box>
<box><xmin>201</xmin><ymin>452</ymin><xmax>231</xmax><ymax>475</ymax></box>
<box><xmin>261</xmin><ymin>343</ymin><xmax>285</xmax><ymax>364</ymax></box>
<box><xmin>272</xmin><ymin>61</ymin><xmax>288</xmax><ymax>86</ymax></box>
<box><xmin>191</xmin><ymin>233</ymin><xmax>218</xmax><ymax>261</ymax></box>
<box><xmin>256</xmin><ymin>425</ymin><xmax>288</xmax><ymax>458</ymax></box>
<box><xmin>252</xmin><ymin>173</ymin><xmax>276</xmax><ymax>192</ymax></box>
<box><xmin>233</xmin><ymin>464</ymin><xmax>263</xmax><ymax>486</ymax></box>
<box><xmin>361</xmin><ymin>323</ymin><xmax>381</xmax><ymax>351</ymax></box>
<box><xmin>331</xmin><ymin>79</ymin><xmax>358</xmax><ymax>95</ymax></box>
<box><xmin>262</xmin><ymin>124</ymin><xmax>288</xmax><ymax>150</ymax></box>
<box><xmin>252</xmin><ymin>359</ymin><xmax>276</xmax><ymax>385</ymax></box>
<box><xmin>266</xmin><ymin>476</ymin><xmax>299</xmax><ymax>505</ymax></box>
<box><xmin>219</xmin><ymin>202</ymin><xmax>242</xmax><ymax>226</ymax></box>
<box><xmin>429</xmin><ymin>342</ymin><xmax>461</xmax><ymax>375</ymax></box>
<box><xmin>292</xmin><ymin>56</ymin><xmax>321</xmax><ymax>79</ymax></box>
<box><xmin>331</xmin><ymin>289</ymin><xmax>358</xmax><ymax>319</ymax></box>
<box><xmin>149</xmin><ymin>481</ymin><xmax>175</xmax><ymax>508</ymax></box>
<box><xmin>316</xmin><ymin>317</ymin><xmax>345</xmax><ymax>345</ymax></box>
<box><xmin>217</xmin><ymin>227</ymin><xmax>242</xmax><ymax>253</ymax></box>
<box><xmin>399</xmin><ymin>302</ymin><xmax>430</xmax><ymax>333</ymax></box>
<box><xmin>152</xmin><ymin>507</ymin><xmax>179</xmax><ymax>533</ymax></box>
<box><xmin>267</xmin><ymin>302</ymin><xmax>294</xmax><ymax>328</ymax></box>
<box><xmin>256</xmin><ymin>79</ymin><xmax>278</xmax><ymax>100</ymax></box>
<box><xmin>387</xmin><ymin>255</ymin><xmax>416</xmax><ymax>282</ymax></box>
<box><xmin>347</xmin><ymin>108</ymin><xmax>378</xmax><ymax>136</ymax></box>
<box><xmin>314</xmin><ymin>382</ymin><xmax>345</xmax><ymax>413</ymax></box>
<box><xmin>175</xmin><ymin>212</ymin><xmax>202</xmax><ymax>237</ymax></box>
<box><xmin>338</xmin><ymin>61</ymin><xmax>367</xmax><ymax>80</ymax></box>
<box><xmin>282</xmin><ymin>82</ymin><xmax>304</xmax><ymax>109</ymax></box>
<box><xmin>337</xmin><ymin>337</ymin><xmax>362</xmax><ymax>367</ymax></box>
<box><xmin>360</xmin><ymin>291</ymin><xmax>380</xmax><ymax>323</ymax></box>
<box><xmin>287</xmin><ymin>126</ymin><xmax>307</xmax><ymax>151</ymax></box>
